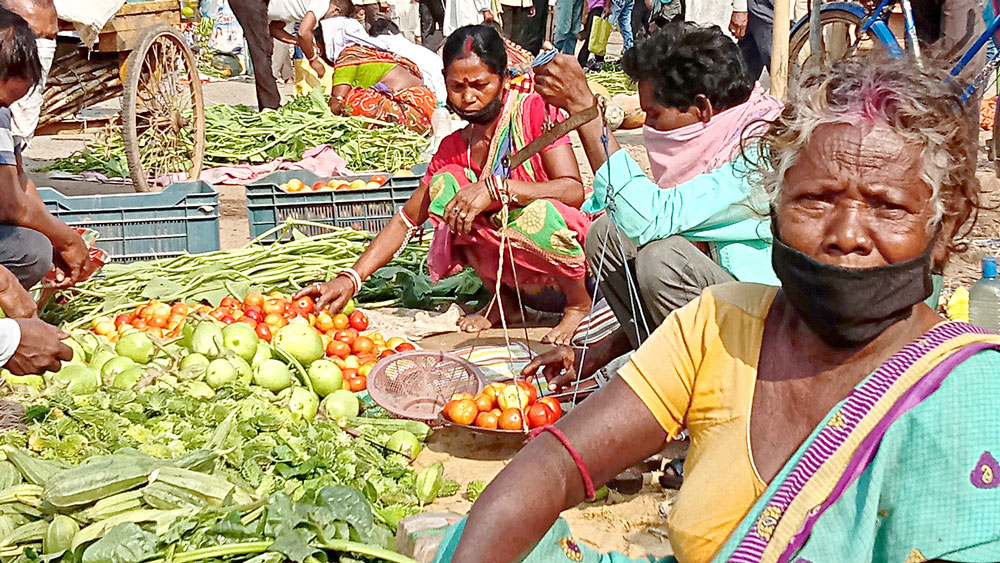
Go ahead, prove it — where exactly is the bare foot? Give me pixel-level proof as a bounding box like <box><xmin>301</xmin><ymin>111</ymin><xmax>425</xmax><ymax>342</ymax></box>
<box><xmin>542</xmin><ymin>303</ymin><xmax>589</xmax><ymax>346</ymax></box>
<box><xmin>458</xmin><ymin>313</ymin><xmax>494</xmax><ymax>333</ymax></box>
<box><xmin>458</xmin><ymin>291</ymin><xmax>525</xmax><ymax>333</ymax></box>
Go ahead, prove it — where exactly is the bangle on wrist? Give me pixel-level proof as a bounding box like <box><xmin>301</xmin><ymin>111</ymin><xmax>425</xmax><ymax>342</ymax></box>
<box><xmin>337</xmin><ymin>268</ymin><xmax>363</xmax><ymax>296</ymax></box>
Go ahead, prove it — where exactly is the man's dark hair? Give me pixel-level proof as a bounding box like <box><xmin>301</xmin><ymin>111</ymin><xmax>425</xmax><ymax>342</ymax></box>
<box><xmin>0</xmin><ymin>7</ymin><xmax>42</xmax><ymax>85</ymax></box>
<box><xmin>330</xmin><ymin>0</ymin><xmax>354</xmax><ymax>16</ymax></box>
<box><xmin>442</xmin><ymin>25</ymin><xmax>507</xmax><ymax>77</ymax></box>
<box><xmin>369</xmin><ymin>18</ymin><xmax>400</xmax><ymax>37</ymax></box>
<box><xmin>622</xmin><ymin>21</ymin><xmax>753</xmax><ymax>112</ymax></box>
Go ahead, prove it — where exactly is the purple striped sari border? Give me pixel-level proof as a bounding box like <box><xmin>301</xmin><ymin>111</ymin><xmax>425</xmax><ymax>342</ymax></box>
<box><xmin>775</xmin><ymin>340</ymin><xmax>1000</xmax><ymax>563</ymax></box>
<box><xmin>727</xmin><ymin>322</ymin><xmax>991</xmax><ymax>562</ymax></box>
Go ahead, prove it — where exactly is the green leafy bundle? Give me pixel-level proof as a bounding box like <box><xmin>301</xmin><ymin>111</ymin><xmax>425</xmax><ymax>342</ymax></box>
<box><xmin>43</xmin><ymin>90</ymin><xmax>429</xmax><ymax>177</ymax></box>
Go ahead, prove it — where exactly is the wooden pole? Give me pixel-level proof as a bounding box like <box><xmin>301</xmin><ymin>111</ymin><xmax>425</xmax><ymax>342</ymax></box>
<box><xmin>809</xmin><ymin>0</ymin><xmax>822</xmax><ymax>65</ymax></box>
<box><xmin>770</xmin><ymin>0</ymin><xmax>792</xmax><ymax>98</ymax></box>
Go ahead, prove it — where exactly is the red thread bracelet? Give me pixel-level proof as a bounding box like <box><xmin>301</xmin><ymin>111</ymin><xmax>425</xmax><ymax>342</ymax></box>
<box><xmin>530</xmin><ymin>425</ymin><xmax>596</xmax><ymax>500</ymax></box>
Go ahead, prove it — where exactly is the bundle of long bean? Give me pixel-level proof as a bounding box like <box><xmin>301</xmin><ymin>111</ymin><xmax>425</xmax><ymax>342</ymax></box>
<box><xmin>45</xmin><ymin>89</ymin><xmax>429</xmax><ymax>177</ymax></box>
<box><xmin>41</xmin><ymin>221</ymin><xmax>437</xmax><ymax>329</ymax></box>
<box><xmin>587</xmin><ymin>69</ymin><xmax>637</xmax><ymax>96</ymax></box>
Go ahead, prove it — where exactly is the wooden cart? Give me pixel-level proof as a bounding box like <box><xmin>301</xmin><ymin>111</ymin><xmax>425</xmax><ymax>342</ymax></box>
<box><xmin>42</xmin><ymin>0</ymin><xmax>205</xmax><ymax>192</ymax></box>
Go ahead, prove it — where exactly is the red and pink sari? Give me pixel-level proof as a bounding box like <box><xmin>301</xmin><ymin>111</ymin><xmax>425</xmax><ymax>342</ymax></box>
<box><xmin>422</xmin><ymin>92</ymin><xmax>591</xmax><ymax>289</ymax></box>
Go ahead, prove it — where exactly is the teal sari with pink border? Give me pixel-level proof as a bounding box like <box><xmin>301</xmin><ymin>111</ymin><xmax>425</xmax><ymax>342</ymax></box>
<box><xmin>433</xmin><ymin>322</ymin><xmax>1000</xmax><ymax>563</ymax></box>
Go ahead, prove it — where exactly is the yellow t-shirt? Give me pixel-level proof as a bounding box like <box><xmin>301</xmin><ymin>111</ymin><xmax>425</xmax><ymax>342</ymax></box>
<box><xmin>618</xmin><ymin>282</ymin><xmax>779</xmax><ymax>563</ymax></box>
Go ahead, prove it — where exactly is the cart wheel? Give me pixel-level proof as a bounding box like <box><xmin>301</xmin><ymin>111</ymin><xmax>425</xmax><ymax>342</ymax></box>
<box><xmin>122</xmin><ymin>25</ymin><xmax>205</xmax><ymax>192</ymax></box>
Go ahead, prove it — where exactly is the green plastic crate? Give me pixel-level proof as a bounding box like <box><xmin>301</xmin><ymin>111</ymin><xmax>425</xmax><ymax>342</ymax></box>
<box><xmin>246</xmin><ymin>170</ymin><xmax>421</xmax><ymax>241</ymax></box>
<box><xmin>39</xmin><ymin>181</ymin><xmax>221</xmax><ymax>262</ymax></box>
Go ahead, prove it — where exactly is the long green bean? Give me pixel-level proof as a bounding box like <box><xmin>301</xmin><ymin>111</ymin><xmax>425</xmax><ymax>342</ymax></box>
<box><xmin>42</xmin><ymin>220</ymin><xmax>439</xmax><ymax>328</ymax></box>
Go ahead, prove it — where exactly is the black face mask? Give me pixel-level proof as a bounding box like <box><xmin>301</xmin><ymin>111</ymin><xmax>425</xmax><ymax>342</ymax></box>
<box><xmin>771</xmin><ymin>218</ymin><xmax>935</xmax><ymax>349</ymax></box>
<box><xmin>447</xmin><ymin>92</ymin><xmax>504</xmax><ymax>125</ymax></box>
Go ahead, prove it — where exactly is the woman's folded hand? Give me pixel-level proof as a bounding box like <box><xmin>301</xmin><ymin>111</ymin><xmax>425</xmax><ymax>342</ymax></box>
<box><xmin>444</xmin><ymin>180</ymin><xmax>492</xmax><ymax>235</ymax></box>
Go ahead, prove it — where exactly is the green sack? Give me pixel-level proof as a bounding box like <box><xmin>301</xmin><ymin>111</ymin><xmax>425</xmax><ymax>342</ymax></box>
<box><xmin>589</xmin><ymin>16</ymin><xmax>612</xmax><ymax>57</ymax></box>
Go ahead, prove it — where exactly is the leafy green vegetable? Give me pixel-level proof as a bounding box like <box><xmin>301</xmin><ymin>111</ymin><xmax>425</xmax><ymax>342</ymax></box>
<box><xmin>82</xmin><ymin>524</ymin><xmax>157</xmax><ymax>563</ymax></box>
<box><xmin>362</xmin><ymin>265</ymin><xmax>485</xmax><ymax>310</ymax></box>
<box><xmin>43</xmin><ymin>90</ymin><xmax>429</xmax><ymax>177</ymax></box>
<box><xmin>465</xmin><ymin>481</ymin><xmax>487</xmax><ymax>503</ymax></box>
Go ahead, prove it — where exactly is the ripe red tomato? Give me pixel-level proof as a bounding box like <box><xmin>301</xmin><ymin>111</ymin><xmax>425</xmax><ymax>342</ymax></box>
<box><xmin>498</xmin><ymin>408</ymin><xmax>525</xmax><ymax>431</ymax></box>
<box><xmin>527</xmin><ymin>403</ymin><xmax>556</xmax><ymax>429</ymax></box>
<box><xmin>348</xmin><ymin>311</ymin><xmax>369</xmax><ymax>331</ymax></box>
<box><xmin>262</xmin><ymin>299</ymin><xmax>284</xmax><ymax>316</ymax></box>
<box><xmin>244</xmin><ymin>291</ymin><xmax>265</xmax><ymax>309</ymax></box>
<box><xmin>342</xmin><ymin>368</ymin><xmax>358</xmax><ymax>379</ymax></box>
<box><xmin>114</xmin><ymin>314</ymin><xmax>133</xmax><ymax>328</ymax></box>
<box><xmin>264</xmin><ymin>313</ymin><xmax>287</xmax><ymax>328</ymax></box>
<box><xmin>371</xmin><ymin>174</ymin><xmax>387</xmax><ymax>186</ymax></box>
<box><xmin>239</xmin><ymin>317</ymin><xmax>257</xmax><ymax>328</ymax></box>
<box><xmin>334</xmin><ymin>330</ymin><xmax>355</xmax><ymax>345</ymax></box>
<box><xmin>352</xmin><ymin>336</ymin><xmax>374</xmax><ymax>355</ymax></box>
<box><xmin>332</xmin><ymin>313</ymin><xmax>350</xmax><ymax>331</ymax></box>
<box><xmin>327</xmin><ymin>340</ymin><xmax>351</xmax><ymax>359</ymax></box>
<box><xmin>473</xmin><ymin>393</ymin><xmax>494</xmax><ymax>412</ymax></box>
<box><xmin>347</xmin><ymin>375</ymin><xmax>367</xmax><ymax>392</ymax></box>
<box><xmin>170</xmin><ymin>303</ymin><xmax>190</xmax><ymax>316</ymax></box>
<box><xmin>243</xmin><ymin>307</ymin><xmax>264</xmax><ymax>322</ymax></box>
<box><xmin>291</xmin><ymin>296</ymin><xmax>315</xmax><ymax>317</ymax></box>
<box><xmin>220</xmin><ymin>296</ymin><xmax>240</xmax><ymax>309</ymax></box>
<box><xmin>255</xmin><ymin>323</ymin><xmax>272</xmax><ymax>342</ymax></box>
<box><xmin>378</xmin><ymin>349</ymin><xmax>396</xmax><ymax>360</ymax></box>
<box><xmin>445</xmin><ymin>399</ymin><xmax>478</xmax><ymax>425</ymax></box>
<box><xmin>220</xmin><ymin>315</ymin><xmax>236</xmax><ymax>325</ymax></box>
<box><xmin>394</xmin><ymin>342</ymin><xmax>416</xmax><ymax>352</ymax></box>
<box><xmin>518</xmin><ymin>379</ymin><xmax>539</xmax><ymax>405</ymax></box>
<box><xmin>475</xmin><ymin>411</ymin><xmax>499</xmax><ymax>429</ymax></box>
<box><xmin>537</xmin><ymin>397</ymin><xmax>562</xmax><ymax>420</ymax></box>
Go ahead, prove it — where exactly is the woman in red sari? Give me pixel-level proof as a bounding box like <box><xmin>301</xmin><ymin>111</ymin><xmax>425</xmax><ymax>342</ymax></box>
<box><xmin>299</xmin><ymin>25</ymin><xmax>592</xmax><ymax>345</ymax></box>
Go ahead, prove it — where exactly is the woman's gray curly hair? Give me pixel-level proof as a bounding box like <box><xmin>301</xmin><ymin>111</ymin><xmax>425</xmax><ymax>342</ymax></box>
<box><xmin>753</xmin><ymin>53</ymin><xmax>980</xmax><ymax>244</ymax></box>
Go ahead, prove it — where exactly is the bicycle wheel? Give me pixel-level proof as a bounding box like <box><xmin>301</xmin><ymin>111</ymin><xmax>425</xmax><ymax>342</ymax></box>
<box><xmin>122</xmin><ymin>26</ymin><xmax>206</xmax><ymax>192</ymax></box>
<box><xmin>789</xmin><ymin>9</ymin><xmax>886</xmax><ymax>86</ymax></box>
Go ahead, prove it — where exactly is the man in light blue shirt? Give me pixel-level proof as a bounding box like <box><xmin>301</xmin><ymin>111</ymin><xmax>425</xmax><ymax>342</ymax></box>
<box><xmin>532</xmin><ymin>22</ymin><xmax>777</xmax><ymax>377</ymax></box>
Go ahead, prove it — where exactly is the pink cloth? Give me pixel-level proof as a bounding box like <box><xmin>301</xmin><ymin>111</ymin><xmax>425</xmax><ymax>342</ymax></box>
<box><xmin>642</xmin><ymin>84</ymin><xmax>783</xmax><ymax>187</ymax></box>
<box><xmin>199</xmin><ymin>145</ymin><xmax>353</xmax><ymax>186</ymax></box>
<box><xmin>587</xmin><ymin>0</ymin><xmax>606</xmax><ymax>10</ymax></box>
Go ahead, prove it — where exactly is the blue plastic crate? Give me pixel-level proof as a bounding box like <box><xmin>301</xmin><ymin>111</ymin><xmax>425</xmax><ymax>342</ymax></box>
<box><xmin>246</xmin><ymin>170</ymin><xmax>421</xmax><ymax>241</ymax></box>
<box><xmin>39</xmin><ymin>181</ymin><xmax>221</xmax><ymax>262</ymax></box>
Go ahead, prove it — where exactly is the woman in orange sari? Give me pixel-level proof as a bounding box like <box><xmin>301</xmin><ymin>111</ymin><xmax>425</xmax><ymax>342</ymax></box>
<box><xmin>325</xmin><ymin>42</ymin><xmax>437</xmax><ymax>133</ymax></box>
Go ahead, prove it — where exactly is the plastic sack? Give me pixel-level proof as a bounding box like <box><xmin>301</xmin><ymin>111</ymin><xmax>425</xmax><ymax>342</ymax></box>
<box><xmin>589</xmin><ymin>16</ymin><xmax>612</xmax><ymax>57</ymax></box>
<box><xmin>294</xmin><ymin>58</ymin><xmax>334</xmax><ymax>96</ymax></box>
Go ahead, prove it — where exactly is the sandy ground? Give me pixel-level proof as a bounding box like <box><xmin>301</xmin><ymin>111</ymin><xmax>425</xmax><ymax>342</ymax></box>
<box><xmin>20</xmin><ymin>71</ymin><xmax>1000</xmax><ymax>559</ymax></box>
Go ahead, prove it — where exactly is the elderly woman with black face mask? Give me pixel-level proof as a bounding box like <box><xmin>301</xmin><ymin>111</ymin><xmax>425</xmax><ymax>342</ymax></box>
<box><xmin>431</xmin><ymin>55</ymin><xmax>1000</xmax><ymax>563</ymax></box>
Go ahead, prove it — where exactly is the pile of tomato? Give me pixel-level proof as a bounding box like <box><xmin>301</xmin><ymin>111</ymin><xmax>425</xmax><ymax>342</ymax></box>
<box><xmin>89</xmin><ymin>292</ymin><xmax>416</xmax><ymax>392</ymax></box>
<box><xmin>281</xmin><ymin>174</ymin><xmax>388</xmax><ymax>193</ymax></box>
<box><xmin>442</xmin><ymin>379</ymin><xmax>563</xmax><ymax>431</ymax></box>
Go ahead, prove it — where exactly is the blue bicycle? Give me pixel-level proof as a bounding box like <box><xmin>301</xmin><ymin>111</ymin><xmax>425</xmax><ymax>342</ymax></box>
<box><xmin>788</xmin><ymin>0</ymin><xmax>1000</xmax><ymax>166</ymax></box>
